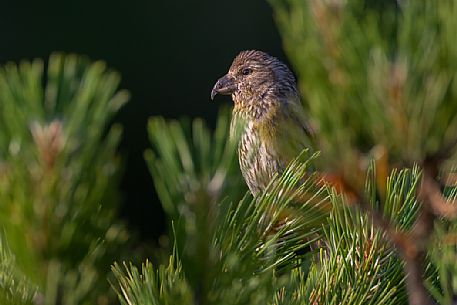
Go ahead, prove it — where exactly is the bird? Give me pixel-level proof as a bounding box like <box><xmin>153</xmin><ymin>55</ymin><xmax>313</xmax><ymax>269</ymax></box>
<box><xmin>211</xmin><ymin>50</ymin><xmax>314</xmax><ymax>196</ymax></box>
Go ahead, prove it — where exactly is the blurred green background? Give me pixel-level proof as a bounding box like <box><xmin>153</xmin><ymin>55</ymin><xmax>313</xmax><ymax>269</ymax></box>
<box><xmin>0</xmin><ymin>0</ymin><xmax>285</xmax><ymax>241</ymax></box>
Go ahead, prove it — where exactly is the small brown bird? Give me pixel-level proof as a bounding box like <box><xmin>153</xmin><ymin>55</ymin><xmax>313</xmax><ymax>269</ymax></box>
<box><xmin>211</xmin><ymin>50</ymin><xmax>314</xmax><ymax>195</ymax></box>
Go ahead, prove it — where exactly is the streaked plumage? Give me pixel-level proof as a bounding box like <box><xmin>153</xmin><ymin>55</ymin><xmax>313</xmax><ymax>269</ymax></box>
<box><xmin>211</xmin><ymin>50</ymin><xmax>313</xmax><ymax>195</ymax></box>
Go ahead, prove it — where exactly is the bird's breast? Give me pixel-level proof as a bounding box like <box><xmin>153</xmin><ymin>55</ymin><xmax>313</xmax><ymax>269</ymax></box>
<box><xmin>237</xmin><ymin>121</ymin><xmax>282</xmax><ymax>195</ymax></box>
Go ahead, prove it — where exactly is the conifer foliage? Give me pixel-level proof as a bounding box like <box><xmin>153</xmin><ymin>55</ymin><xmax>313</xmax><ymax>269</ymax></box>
<box><xmin>0</xmin><ymin>1</ymin><xmax>457</xmax><ymax>305</ymax></box>
<box><xmin>115</xmin><ymin>1</ymin><xmax>457</xmax><ymax>305</ymax></box>
<box><xmin>0</xmin><ymin>54</ymin><xmax>130</xmax><ymax>305</ymax></box>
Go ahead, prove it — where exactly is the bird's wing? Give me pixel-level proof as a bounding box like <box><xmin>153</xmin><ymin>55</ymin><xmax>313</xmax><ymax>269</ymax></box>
<box><xmin>258</xmin><ymin>98</ymin><xmax>314</xmax><ymax>167</ymax></box>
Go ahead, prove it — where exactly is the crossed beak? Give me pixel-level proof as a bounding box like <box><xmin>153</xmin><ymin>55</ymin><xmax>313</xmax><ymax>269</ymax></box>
<box><xmin>211</xmin><ymin>74</ymin><xmax>236</xmax><ymax>100</ymax></box>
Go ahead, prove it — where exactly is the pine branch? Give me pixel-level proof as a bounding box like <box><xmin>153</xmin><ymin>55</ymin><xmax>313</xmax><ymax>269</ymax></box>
<box><xmin>271</xmin><ymin>0</ymin><xmax>457</xmax><ymax>304</ymax></box>
<box><xmin>116</xmin><ymin>111</ymin><xmax>335</xmax><ymax>305</ymax></box>
<box><xmin>0</xmin><ymin>53</ymin><xmax>130</xmax><ymax>305</ymax></box>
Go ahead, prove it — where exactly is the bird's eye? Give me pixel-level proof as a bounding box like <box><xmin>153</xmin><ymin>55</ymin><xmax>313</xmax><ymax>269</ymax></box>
<box><xmin>241</xmin><ymin>68</ymin><xmax>252</xmax><ymax>76</ymax></box>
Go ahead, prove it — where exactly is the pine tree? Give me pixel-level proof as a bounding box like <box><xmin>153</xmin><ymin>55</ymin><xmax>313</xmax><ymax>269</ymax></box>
<box><xmin>114</xmin><ymin>1</ymin><xmax>457</xmax><ymax>305</ymax></box>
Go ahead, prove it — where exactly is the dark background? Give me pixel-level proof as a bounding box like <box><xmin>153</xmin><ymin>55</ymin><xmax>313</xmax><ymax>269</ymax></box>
<box><xmin>0</xmin><ymin>0</ymin><xmax>285</xmax><ymax>241</ymax></box>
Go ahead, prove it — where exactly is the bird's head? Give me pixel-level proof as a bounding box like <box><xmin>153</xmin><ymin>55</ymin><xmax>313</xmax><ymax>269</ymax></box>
<box><xmin>211</xmin><ymin>50</ymin><xmax>298</xmax><ymax>118</ymax></box>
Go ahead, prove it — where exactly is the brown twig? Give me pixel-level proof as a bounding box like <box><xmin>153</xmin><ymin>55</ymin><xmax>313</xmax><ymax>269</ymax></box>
<box><xmin>420</xmin><ymin>169</ymin><xmax>457</xmax><ymax>219</ymax></box>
